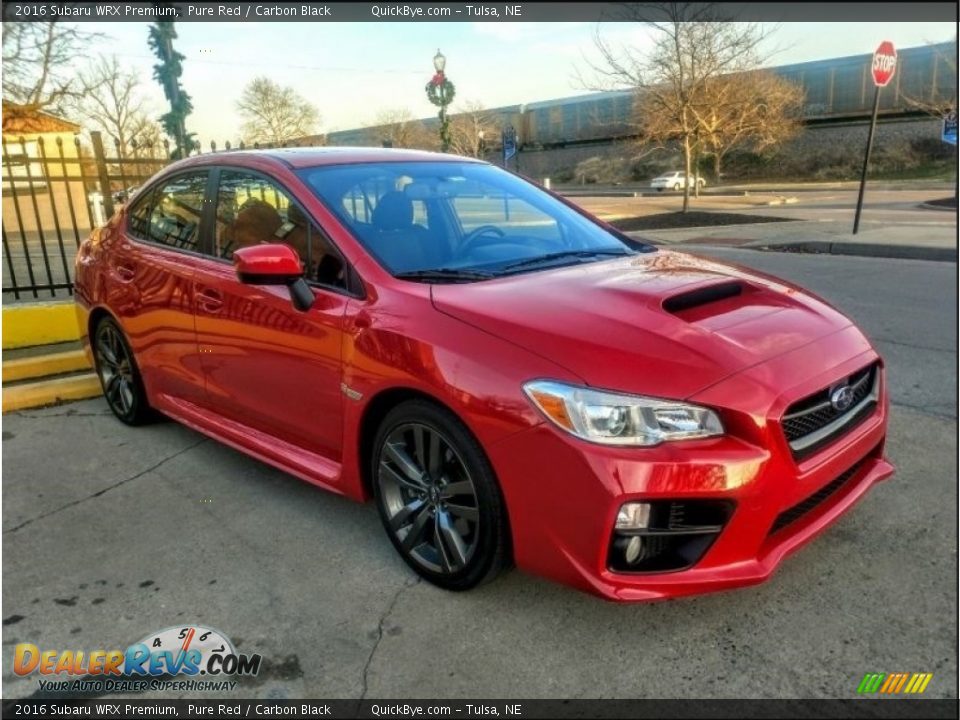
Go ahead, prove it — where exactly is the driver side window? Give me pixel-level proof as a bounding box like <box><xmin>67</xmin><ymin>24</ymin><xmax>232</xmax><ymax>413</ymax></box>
<box><xmin>212</xmin><ymin>170</ymin><xmax>348</xmax><ymax>290</ymax></box>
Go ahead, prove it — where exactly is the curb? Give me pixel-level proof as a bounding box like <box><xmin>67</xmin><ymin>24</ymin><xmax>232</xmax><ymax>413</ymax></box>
<box><xmin>2</xmin><ymin>373</ymin><xmax>101</xmax><ymax>413</ymax></box>
<box><xmin>747</xmin><ymin>240</ymin><xmax>957</xmax><ymax>263</ymax></box>
<box><xmin>3</xmin><ymin>349</ymin><xmax>91</xmax><ymax>383</ymax></box>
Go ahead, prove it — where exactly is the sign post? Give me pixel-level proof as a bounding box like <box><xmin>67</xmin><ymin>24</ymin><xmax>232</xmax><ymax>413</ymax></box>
<box><xmin>942</xmin><ymin>109</ymin><xmax>958</xmax><ymax>146</ymax></box>
<box><xmin>502</xmin><ymin>125</ymin><xmax>518</xmax><ymax>169</ymax></box>
<box><xmin>853</xmin><ymin>40</ymin><xmax>897</xmax><ymax>235</ymax></box>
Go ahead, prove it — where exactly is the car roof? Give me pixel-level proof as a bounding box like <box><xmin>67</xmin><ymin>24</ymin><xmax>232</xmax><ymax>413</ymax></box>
<box><xmin>168</xmin><ymin>146</ymin><xmax>486</xmax><ymax>172</ymax></box>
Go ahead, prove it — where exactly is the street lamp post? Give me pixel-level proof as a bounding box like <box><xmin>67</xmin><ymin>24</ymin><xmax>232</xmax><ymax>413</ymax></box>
<box><xmin>425</xmin><ymin>49</ymin><xmax>456</xmax><ymax>152</ymax></box>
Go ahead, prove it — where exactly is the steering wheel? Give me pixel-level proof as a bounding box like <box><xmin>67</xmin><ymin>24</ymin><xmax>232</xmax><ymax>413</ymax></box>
<box><xmin>460</xmin><ymin>225</ymin><xmax>507</xmax><ymax>254</ymax></box>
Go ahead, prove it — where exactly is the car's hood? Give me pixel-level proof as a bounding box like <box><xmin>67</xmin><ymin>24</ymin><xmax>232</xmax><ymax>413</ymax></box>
<box><xmin>431</xmin><ymin>250</ymin><xmax>855</xmax><ymax>399</ymax></box>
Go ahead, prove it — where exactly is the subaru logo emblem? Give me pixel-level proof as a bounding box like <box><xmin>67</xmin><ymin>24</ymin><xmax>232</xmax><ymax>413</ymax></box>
<box><xmin>830</xmin><ymin>385</ymin><xmax>855</xmax><ymax>412</ymax></box>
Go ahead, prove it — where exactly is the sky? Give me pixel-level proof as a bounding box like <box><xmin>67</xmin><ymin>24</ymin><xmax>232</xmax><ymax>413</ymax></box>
<box><xmin>72</xmin><ymin>20</ymin><xmax>956</xmax><ymax>143</ymax></box>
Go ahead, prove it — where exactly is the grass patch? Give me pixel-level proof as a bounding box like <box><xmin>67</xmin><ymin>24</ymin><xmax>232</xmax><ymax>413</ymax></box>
<box><xmin>610</xmin><ymin>212</ymin><xmax>796</xmax><ymax>231</ymax></box>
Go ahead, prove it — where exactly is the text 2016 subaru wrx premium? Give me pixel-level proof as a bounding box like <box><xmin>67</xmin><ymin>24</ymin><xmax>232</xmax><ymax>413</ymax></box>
<box><xmin>74</xmin><ymin>148</ymin><xmax>893</xmax><ymax>600</ymax></box>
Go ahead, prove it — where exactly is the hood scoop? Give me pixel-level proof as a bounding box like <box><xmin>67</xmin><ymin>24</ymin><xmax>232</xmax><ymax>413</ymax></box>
<box><xmin>663</xmin><ymin>281</ymin><xmax>745</xmax><ymax>316</ymax></box>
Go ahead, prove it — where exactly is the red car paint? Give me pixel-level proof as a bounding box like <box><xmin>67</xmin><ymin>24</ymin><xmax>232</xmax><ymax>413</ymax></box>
<box><xmin>74</xmin><ymin>149</ymin><xmax>892</xmax><ymax>601</ymax></box>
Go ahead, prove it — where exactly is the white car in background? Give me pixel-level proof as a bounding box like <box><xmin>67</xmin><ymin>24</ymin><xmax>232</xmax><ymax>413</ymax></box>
<box><xmin>650</xmin><ymin>171</ymin><xmax>706</xmax><ymax>191</ymax></box>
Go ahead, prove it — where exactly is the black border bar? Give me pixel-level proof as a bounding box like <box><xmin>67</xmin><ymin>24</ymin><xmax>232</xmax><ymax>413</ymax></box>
<box><xmin>2</xmin><ymin>699</ymin><xmax>959</xmax><ymax>719</ymax></box>
<box><xmin>2</xmin><ymin>1</ymin><xmax>957</xmax><ymax>23</ymax></box>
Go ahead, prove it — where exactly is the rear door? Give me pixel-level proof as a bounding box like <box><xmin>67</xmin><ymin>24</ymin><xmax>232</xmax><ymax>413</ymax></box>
<box><xmin>191</xmin><ymin>167</ymin><xmax>354</xmax><ymax>464</ymax></box>
<box><xmin>110</xmin><ymin>171</ymin><xmax>210</xmax><ymax>407</ymax></box>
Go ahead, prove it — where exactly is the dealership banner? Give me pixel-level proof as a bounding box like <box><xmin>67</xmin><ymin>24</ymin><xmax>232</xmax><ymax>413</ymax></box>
<box><xmin>3</xmin><ymin>699</ymin><xmax>960</xmax><ymax>719</ymax></box>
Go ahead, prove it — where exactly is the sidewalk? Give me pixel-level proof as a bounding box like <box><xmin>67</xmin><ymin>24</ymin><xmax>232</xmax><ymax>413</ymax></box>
<box><xmin>630</xmin><ymin>219</ymin><xmax>958</xmax><ymax>262</ymax></box>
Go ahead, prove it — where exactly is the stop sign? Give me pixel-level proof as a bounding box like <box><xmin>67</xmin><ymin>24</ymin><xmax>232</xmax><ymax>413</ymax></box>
<box><xmin>871</xmin><ymin>41</ymin><xmax>897</xmax><ymax>87</ymax></box>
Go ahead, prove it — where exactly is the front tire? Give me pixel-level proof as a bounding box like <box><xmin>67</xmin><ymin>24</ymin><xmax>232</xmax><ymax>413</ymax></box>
<box><xmin>92</xmin><ymin>317</ymin><xmax>155</xmax><ymax>425</ymax></box>
<box><xmin>372</xmin><ymin>400</ymin><xmax>510</xmax><ymax>591</ymax></box>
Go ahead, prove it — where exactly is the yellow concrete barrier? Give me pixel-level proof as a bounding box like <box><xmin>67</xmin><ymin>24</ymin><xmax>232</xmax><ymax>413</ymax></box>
<box><xmin>2</xmin><ymin>301</ymin><xmax>81</xmax><ymax>349</ymax></box>
<box><xmin>3</xmin><ymin>349</ymin><xmax>92</xmax><ymax>383</ymax></box>
<box><xmin>2</xmin><ymin>373</ymin><xmax>102</xmax><ymax>413</ymax></box>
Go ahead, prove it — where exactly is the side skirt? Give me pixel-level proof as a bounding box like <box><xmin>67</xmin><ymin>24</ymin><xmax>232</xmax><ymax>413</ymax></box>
<box><xmin>154</xmin><ymin>393</ymin><xmax>354</xmax><ymax>500</ymax></box>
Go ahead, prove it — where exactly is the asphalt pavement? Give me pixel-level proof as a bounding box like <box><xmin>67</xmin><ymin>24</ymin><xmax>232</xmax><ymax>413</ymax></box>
<box><xmin>575</xmin><ymin>188</ymin><xmax>958</xmax><ymax>262</ymax></box>
<box><xmin>2</xmin><ymin>249</ymin><xmax>957</xmax><ymax>700</ymax></box>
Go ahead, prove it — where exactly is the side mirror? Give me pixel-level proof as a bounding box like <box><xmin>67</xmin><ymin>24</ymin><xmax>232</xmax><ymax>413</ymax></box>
<box><xmin>233</xmin><ymin>243</ymin><xmax>314</xmax><ymax>312</ymax></box>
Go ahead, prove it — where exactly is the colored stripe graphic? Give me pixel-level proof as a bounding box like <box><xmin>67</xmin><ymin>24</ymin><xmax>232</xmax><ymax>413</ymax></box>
<box><xmin>858</xmin><ymin>672</ymin><xmax>932</xmax><ymax>694</ymax></box>
<box><xmin>858</xmin><ymin>673</ymin><xmax>886</xmax><ymax>693</ymax></box>
<box><xmin>908</xmin><ymin>673</ymin><xmax>933</xmax><ymax>694</ymax></box>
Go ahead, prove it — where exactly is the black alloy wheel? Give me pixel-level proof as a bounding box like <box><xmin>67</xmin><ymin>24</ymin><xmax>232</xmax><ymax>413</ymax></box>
<box><xmin>93</xmin><ymin>317</ymin><xmax>154</xmax><ymax>425</ymax></box>
<box><xmin>372</xmin><ymin>400</ymin><xmax>510</xmax><ymax>590</ymax></box>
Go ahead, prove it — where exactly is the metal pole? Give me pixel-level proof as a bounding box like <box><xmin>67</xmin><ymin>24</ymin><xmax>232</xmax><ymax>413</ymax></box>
<box><xmin>91</xmin><ymin>131</ymin><xmax>115</xmax><ymax>219</ymax></box>
<box><xmin>853</xmin><ymin>85</ymin><xmax>881</xmax><ymax>235</ymax></box>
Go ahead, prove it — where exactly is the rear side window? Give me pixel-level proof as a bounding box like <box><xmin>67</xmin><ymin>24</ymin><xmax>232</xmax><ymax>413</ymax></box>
<box><xmin>128</xmin><ymin>172</ymin><xmax>208</xmax><ymax>252</ymax></box>
<box><xmin>127</xmin><ymin>187</ymin><xmax>156</xmax><ymax>239</ymax></box>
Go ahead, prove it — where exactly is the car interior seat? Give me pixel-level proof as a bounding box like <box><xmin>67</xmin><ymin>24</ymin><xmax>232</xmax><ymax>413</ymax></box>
<box><xmin>368</xmin><ymin>191</ymin><xmax>444</xmax><ymax>272</ymax></box>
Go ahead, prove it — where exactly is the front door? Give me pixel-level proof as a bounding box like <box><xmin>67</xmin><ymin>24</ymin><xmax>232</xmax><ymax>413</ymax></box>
<box><xmin>192</xmin><ymin>168</ymin><xmax>353</xmax><ymax>468</ymax></box>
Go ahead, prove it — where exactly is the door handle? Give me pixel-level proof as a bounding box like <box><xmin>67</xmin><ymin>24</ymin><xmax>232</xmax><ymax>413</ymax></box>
<box><xmin>114</xmin><ymin>262</ymin><xmax>136</xmax><ymax>281</ymax></box>
<box><xmin>196</xmin><ymin>288</ymin><xmax>224</xmax><ymax>313</ymax></box>
<box><xmin>353</xmin><ymin>311</ymin><xmax>372</xmax><ymax>330</ymax></box>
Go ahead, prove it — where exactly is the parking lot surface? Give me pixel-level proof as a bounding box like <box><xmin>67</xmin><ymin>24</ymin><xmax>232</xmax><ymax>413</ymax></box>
<box><xmin>2</xmin><ymin>249</ymin><xmax>957</xmax><ymax>700</ymax></box>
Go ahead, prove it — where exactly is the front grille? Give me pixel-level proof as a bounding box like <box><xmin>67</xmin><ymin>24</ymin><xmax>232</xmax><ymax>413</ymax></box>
<box><xmin>781</xmin><ymin>363</ymin><xmax>879</xmax><ymax>459</ymax></box>
<box><xmin>769</xmin><ymin>457</ymin><xmax>867</xmax><ymax>536</ymax></box>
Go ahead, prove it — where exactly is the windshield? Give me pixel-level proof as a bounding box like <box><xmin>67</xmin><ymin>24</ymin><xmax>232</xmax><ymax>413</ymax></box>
<box><xmin>298</xmin><ymin>162</ymin><xmax>652</xmax><ymax>280</ymax></box>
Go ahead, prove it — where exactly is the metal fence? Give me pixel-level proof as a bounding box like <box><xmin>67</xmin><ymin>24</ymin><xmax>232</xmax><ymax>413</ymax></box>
<box><xmin>1</xmin><ymin>132</ymin><xmax>293</xmax><ymax>302</ymax></box>
<box><xmin>2</xmin><ymin>131</ymin><xmax>166</xmax><ymax>301</ymax></box>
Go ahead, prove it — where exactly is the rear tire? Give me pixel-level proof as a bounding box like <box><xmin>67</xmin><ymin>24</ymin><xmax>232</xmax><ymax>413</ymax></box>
<box><xmin>673</xmin><ymin>183</ymin><xmax>681</xmax><ymax>191</ymax></box>
<box><xmin>371</xmin><ymin>400</ymin><xmax>510</xmax><ymax>591</ymax></box>
<box><xmin>92</xmin><ymin>317</ymin><xmax>156</xmax><ymax>426</ymax></box>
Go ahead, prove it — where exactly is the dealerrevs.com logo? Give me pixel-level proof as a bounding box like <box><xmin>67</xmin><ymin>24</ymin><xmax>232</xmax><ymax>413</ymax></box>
<box><xmin>14</xmin><ymin>625</ymin><xmax>261</xmax><ymax>693</ymax></box>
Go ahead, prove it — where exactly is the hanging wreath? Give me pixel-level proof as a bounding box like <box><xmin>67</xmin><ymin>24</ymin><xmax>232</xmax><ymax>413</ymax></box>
<box><xmin>425</xmin><ymin>73</ymin><xmax>456</xmax><ymax>107</ymax></box>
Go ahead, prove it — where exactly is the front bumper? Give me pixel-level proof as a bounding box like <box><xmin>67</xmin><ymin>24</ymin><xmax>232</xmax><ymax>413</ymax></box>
<box><xmin>487</xmin><ymin>327</ymin><xmax>892</xmax><ymax>601</ymax></box>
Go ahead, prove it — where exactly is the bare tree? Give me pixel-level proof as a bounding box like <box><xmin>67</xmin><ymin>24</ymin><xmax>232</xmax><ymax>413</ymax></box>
<box><xmin>369</xmin><ymin>108</ymin><xmax>436</xmax><ymax>149</ymax></box>
<box><xmin>124</xmin><ymin>113</ymin><xmax>168</xmax><ymax>182</ymax></box>
<box><xmin>73</xmin><ymin>55</ymin><xmax>147</xmax><ymax>157</ymax></box>
<box><xmin>2</xmin><ymin>22</ymin><xmax>100</xmax><ymax>113</ymax></box>
<box><xmin>904</xmin><ymin>37</ymin><xmax>957</xmax><ymax>118</ymax></box>
<box><xmin>583</xmin><ymin>3</ymin><xmax>773</xmax><ymax>211</ymax></box>
<box><xmin>697</xmin><ymin>70</ymin><xmax>805</xmax><ymax>178</ymax></box>
<box><xmin>237</xmin><ymin>77</ymin><xmax>321</xmax><ymax>144</ymax></box>
<box><xmin>448</xmin><ymin>101</ymin><xmax>501</xmax><ymax>158</ymax></box>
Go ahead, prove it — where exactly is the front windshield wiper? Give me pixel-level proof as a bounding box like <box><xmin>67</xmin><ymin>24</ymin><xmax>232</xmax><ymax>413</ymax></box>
<box><xmin>500</xmin><ymin>249</ymin><xmax>633</xmax><ymax>273</ymax></box>
<box><xmin>394</xmin><ymin>268</ymin><xmax>495</xmax><ymax>283</ymax></box>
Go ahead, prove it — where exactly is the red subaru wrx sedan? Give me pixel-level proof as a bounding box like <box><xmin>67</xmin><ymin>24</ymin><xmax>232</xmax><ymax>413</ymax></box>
<box><xmin>74</xmin><ymin>148</ymin><xmax>893</xmax><ymax>601</ymax></box>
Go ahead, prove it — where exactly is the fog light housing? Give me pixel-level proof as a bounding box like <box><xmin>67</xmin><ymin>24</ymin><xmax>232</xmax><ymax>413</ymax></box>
<box><xmin>624</xmin><ymin>536</ymin><xmax>643</xmax><ymax>564</ymax></box>
<box><xmin>616</xmin><ymin>502</ymin><xmax>652</xmax><ymax>530</ymax></box>
<box><xmin>607</xmin><ymin>500</ymin><xmax>735</xmax><ymax>573</ymax></box>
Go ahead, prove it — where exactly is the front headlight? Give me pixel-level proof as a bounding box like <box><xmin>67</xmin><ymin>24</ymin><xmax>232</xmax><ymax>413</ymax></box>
<box><xmin>522</xmin><ymin>380</ymin><xmax>723</xmax><ymax>446</ymax></box>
